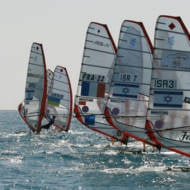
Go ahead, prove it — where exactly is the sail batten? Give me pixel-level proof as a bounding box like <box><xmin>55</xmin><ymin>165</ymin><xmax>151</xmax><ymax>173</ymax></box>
<box><xmin>81</xmin><ymin>63</ymin><xmax>113</xmax><ymax>69</ymax></box>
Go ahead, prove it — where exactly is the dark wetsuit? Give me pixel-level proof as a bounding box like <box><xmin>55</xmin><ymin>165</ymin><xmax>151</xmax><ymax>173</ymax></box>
<box><xmin>41</xmin><ymin>116</ymin><xmax>56</xmax><ymax>129</ymax></box>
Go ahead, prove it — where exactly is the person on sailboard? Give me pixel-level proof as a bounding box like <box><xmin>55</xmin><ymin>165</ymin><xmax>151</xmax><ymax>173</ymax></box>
<box><xmin>41</xmin><ymin>115</ymin><xmax>56</xmax><ymax>129</ymax></box>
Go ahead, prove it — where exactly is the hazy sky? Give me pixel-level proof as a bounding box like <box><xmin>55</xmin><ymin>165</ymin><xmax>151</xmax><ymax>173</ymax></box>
<box><xmin>0</xmin><ymin>0</ymin><xmax>190</xmax><ymax>110</ymax></box>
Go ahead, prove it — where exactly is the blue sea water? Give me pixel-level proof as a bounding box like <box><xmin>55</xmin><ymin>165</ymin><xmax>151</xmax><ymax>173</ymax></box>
<box><xmin>0</xmin><ymin>110</ymin><xmax>190</xmax><ymax>190</ymax></box>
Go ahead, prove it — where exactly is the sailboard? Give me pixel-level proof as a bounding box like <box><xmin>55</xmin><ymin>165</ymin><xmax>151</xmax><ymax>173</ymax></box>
<box><xmin>18</xmin><ymin>42</ymin><xmax>47</xmax><ymax>133</ymax></box>
<box><xmin>45</xmin><ymin>66</ymin><xmax>73</xmax><ymax>132</ymax></box>
<box><xmin>104</xmin><ymin>20</ymin><xmax>154</xmax><ymax>145</ymax></box>
<box><xmin>146</xmin><ymin>15</ymin><xmax>190</xmax><ymax>157</ymax></box>
<box><xmin>74</xmin><ymin>22</ymin><xmax>128</xmax><ymax>143</ymax></box>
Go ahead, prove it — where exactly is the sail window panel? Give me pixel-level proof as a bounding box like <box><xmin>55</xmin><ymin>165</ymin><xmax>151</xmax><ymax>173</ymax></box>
<box><xmin>88</xmin><ymin>23</ymin><xmax>110</xmax><ymax>38</ymax></box>
<box><xmin>26</xmin><ymin>67</ymin><xmax>44</xmax><ymax>101</ymax></box>
<box><xmin>140</xmin><ymin>83</ymin><xmax>151</xmax><ymax>97</ymax></box>
<box><xmin>84</xmin><ymin>115</ymin><xmax>95</xmax><ymax>125</ymax></box>
<box><xmin>47</xmin><ymin>96</ymin><xmax>60</xmax><ymax>106</ymax></box>
<box><xmin>47</xmin><ymin>69</ymin><xmax>53</xmax><ymax>93</ymax></box>
<box><xmin>112</xmin><ymin>65</ymin><xmax>142</xmax><ymax>86</ymax></box>
<box><xmin>117</xmin><ymin>49</ymin><xmax>143</xmax><ymax>67</ymax></box>
<box><xmin>78</xmin><ymin>99</ymin><xmax>105</xmax><ymax>114</ymax></box>
<box><xmin>25</xmin><ymin>80</ymin><xmax>44</xmax><ymax>101</ymax></box>
<box><xmin>142</xmin><ymin>67</ymin><xmax>152</xmax><ymax>85</ymax></box>
<box><xmin>31</xmin><ymin>43</ymin><xmax>43</xmax><ymax>55</ymax></box>
<box><xmin>81</xmin><ymin>65</ymin><xmax>111</xmax><ymax>80</ymax></box>
<box><xmin>119</xmin><ymin>34</ymin><xmax>151</xmax><ymax>54</ymax></box>
<box><xmin>86</xmin><ymin>34</ymin><xmax>115</xmax><ymax>55</ymax></box>
<box><xmin>54</xmin><ymin>70</ymin><xmax>67</xmax><ymax>82</ymax></box>
<box><xmin>79</xmin><ymin>79</ymin><xmax>108</xmax><ymax>97</ymax></box>
<box><xmin>157</xmin><ymin>17</ymin><xmax>186</xmax><ymax>34</ymax></box>
<box><xmin>80</xmin><ymin>65</ymin><xmax>111</xmax><ymax>85</ymax></box>
<box><xmin>28</xmin><ymin>64</ymin><xmax>44</xmax><ymax>77</ymax></box>
<box><xmin>152</xmin><ymin>70</ymin><xmax>190</xmax><ymax>91</ymax></box>
<box><xmin>109</xmin><ymin>99</ymin><xmax>147</xmax><ymax>121</ymax></box>
<box><xmin>153</xmin><ymin>90</ymin><xmax>183</xmax><ymax>108</ymax></box>
<box><xmin>117</xmin><ymin>23</ymin><xmax>152</xmax><ymax>68</ymax></box>
<box><xmin>29</xmin><ymin>53</ymin><xmax>43</xmax><ymax>66</ymax></box>
<box><xmin>25</xmin><ymin>89</ymin><xmax>35</xmax><ymax>101</ymax></box>
<box><xmin>112</xmin><ymin>83</ymin><xmax>139</xmax><ymax>99</ymax></box>
<box><xmin>175</xmin><ymin>71</ymin><xmax>190</xmax><ymax>90</ymax></box>
<box><xmin>115</xmin><ymin>117</ymin><xmax>147</xmax><ymax>128</ymax></box>
<box><xmin>142</xmin><ymin>53</ymin><xmax>152</xmax><ymax>69</ymax></box>
<box><xmin>150</xmin><ymin>71</ymin><xmax>190</xmax><ymax>110</ymax></box>
<box><xmin>119</xmin><ymin>24</ymin><xmax>142</xmax><ymax>48</ymax></box>
<box><xmin>83</xmin><ymin>48</ymin><xmax>115</xmax><ymax>68</ymax></box>
<box><xmin>117</xmin><ymin>49</ymin><xmax>152</xmax><ymax>70</ymax></box>
<box><xmin>155</xmin><ymin>30</ymin><xmax>190</xmax><ymax>52</ymax></box>
<box><xmin>120</xmin><ymin>23</ymin><xmax>152</xmax><ymax>54</ymax></box>
<box><xmin>152</xmin><ymin>69</ymin><xmax>177</xmax><ymax>88</ymax></box>
<box><xmin>51</xmin><ymin>71</ymin><xmax>69</xmax><ymax>100</ymax></box>
<box><xmin>154</xmin><ymin>50</ymin><xmax>190</xmax><ymax>70</ymax></box>
<box><xmin>51</xmin><ymin>81</ymin><xmax>68</xmax><ymax>93</ymax></box>
<box><xmin>61</xmin><ymin>99</ymin><xmax>70</xmax><ymax>109</ymax></box>
<box><xmin>109</xmin><ymin>95</ymin><xmax>148</xmax><ymax>115</ymax></box>
<box><xmin>148</xmin><ymin>109</ymin><xmax>190</xmax><ymax>131</ymax></box>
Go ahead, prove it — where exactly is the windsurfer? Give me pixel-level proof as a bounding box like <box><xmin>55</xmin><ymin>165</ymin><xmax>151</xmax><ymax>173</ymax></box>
<box><xmin>41</xmin><ymin>115</ymin><xmax>56</xmax><ymax>129</ymax></box>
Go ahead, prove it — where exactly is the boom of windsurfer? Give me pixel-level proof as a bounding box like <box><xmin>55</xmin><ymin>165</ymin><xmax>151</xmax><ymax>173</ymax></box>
<box><xmin>41</xmin><ymin>115</ymin><xmax>56</xmax><ymax>129</ymax></box>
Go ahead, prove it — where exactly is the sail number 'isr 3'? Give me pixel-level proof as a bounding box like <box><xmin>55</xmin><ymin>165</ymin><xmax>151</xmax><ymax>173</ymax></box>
<box><xmin>154</xmin><ymin>79</ymin><xmax>177</xmax><ymax>89</ymax></box>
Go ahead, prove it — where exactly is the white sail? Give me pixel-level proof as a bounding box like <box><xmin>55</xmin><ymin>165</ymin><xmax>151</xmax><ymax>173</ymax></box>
<box><xmin>46</xmin><ymin>66</ymin><xmax>73</xmax><ymax>131</ymax></box>
<box><xmin>105</xmin><ymin>20</ymin><xmax>154</xmax><ymax>145</ymax></box>
<box><xmin>146</xmin><ymin>15</ymin><xmax>190</xmax><ymax>157</ymax></box>
<box><xmin>74</xmin><ymin>22</ymin><xmax>128</xmax><ymax>143</ymax></box>
<box><xmin>18</xmin><ymin>42</ymin><xmax>47</xmax><ymax>132</ymax></box>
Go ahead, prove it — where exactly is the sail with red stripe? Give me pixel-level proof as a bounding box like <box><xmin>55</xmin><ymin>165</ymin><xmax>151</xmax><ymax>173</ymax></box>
<box><xmin>46</xmin><ymin>66</ymin><xmax>73</xmax><ymax>132</ymax></box>
<box><xmin>74</xmin><ymin>22</ymin><xmax>128</xmax><ymax>143</ymax></box>
<box><xmin>146</xmin><ymin>15</ymin><xmax>190</xmax><ymax>157</ymax></box>
<box><xmin>18</xmin><ymin>42</ymin><xmax>47</xmax><ymax>133</ymax></box>
<box><xmin>105</xmin><ymin>20</ymin><xmax>154</xmax><ymax>145</ymax></box>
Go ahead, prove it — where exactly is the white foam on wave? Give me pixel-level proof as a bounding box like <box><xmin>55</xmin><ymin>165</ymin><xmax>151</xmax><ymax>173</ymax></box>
<box><xmin>101</xmin><ymin>165</ymin><xmax>167</xmax><ymax>174</ymax></box>
<box><xmin>104</xmin><ymin>149</ymin><xmax>119</xmax><ymax>155</ymax></box>
<box><xmin>9</xmin><ymin>156</ymin><xmax>23</xmax><ymax>164</ymax></box>
<box><xmin>0</xmin><ymin>153</ymin><xmax>23</xmax><ymax>164</ymax></box>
